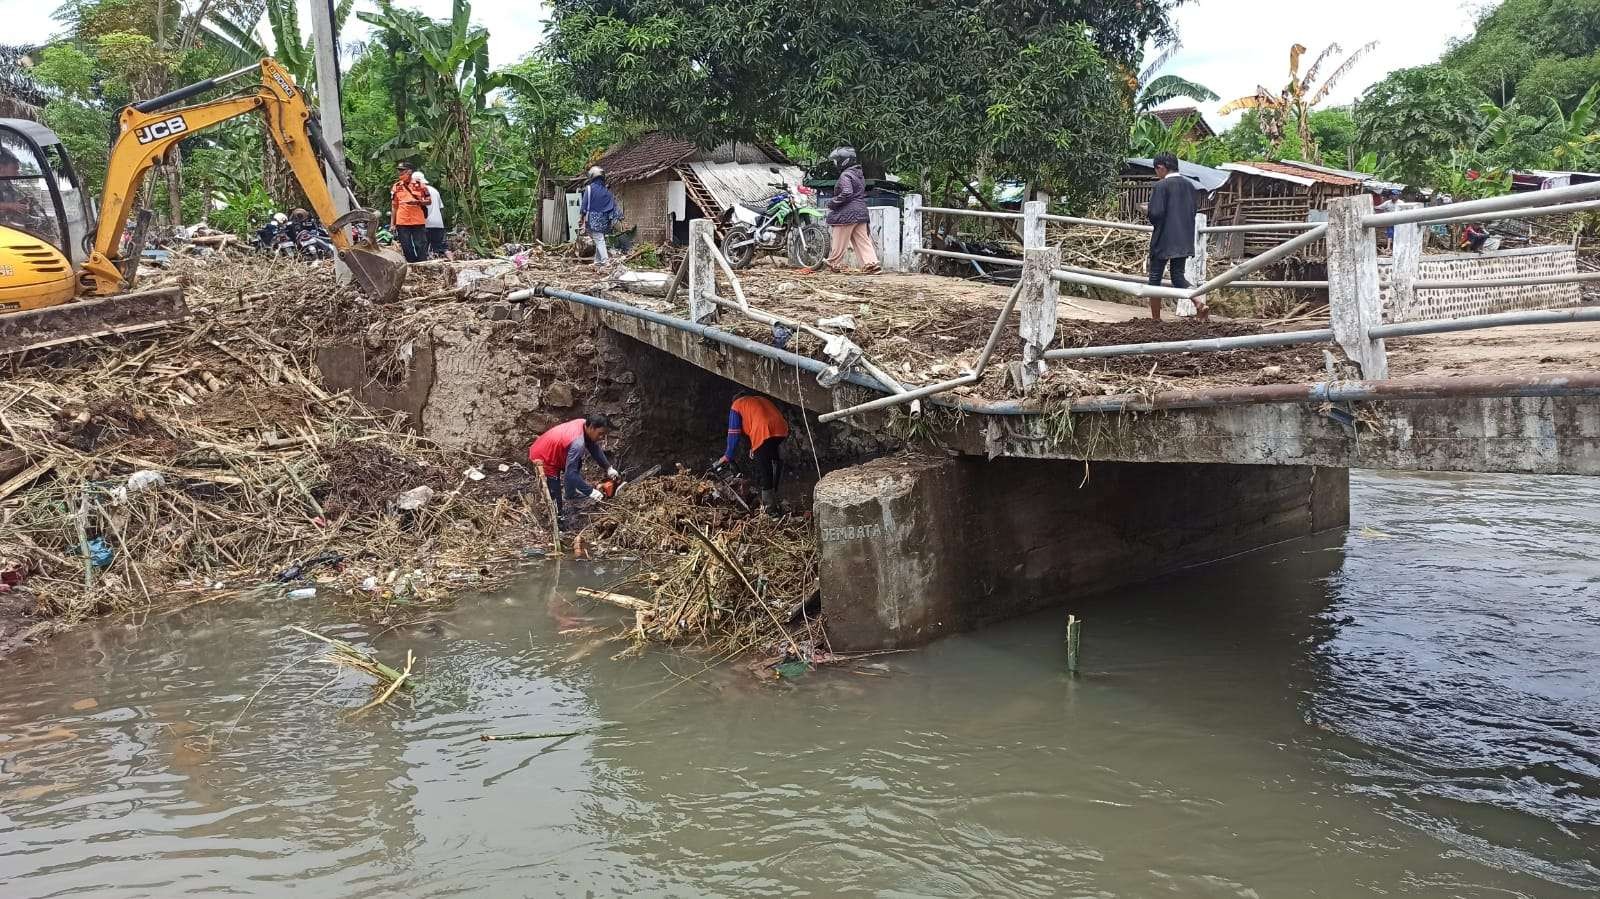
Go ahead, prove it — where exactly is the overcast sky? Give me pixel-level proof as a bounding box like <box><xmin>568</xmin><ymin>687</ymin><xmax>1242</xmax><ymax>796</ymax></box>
<box><xmin>16</xmin><ymin>0</ymin><xmax>1486</xmax><ymax>130</ymax></box>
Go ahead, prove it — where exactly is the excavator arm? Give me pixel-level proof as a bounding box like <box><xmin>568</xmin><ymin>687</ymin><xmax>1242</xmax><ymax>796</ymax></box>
<box><xmin>82</xmin><ymin>59</ymin><xmax>405</xmax><ymax>300</ymax></box>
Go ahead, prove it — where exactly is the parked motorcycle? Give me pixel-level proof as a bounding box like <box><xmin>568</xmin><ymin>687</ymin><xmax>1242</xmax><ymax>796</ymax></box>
<box><xmin>720</xmin><ymin>182</ymin><xmax>829</xmax><ymax>270</ymax></box>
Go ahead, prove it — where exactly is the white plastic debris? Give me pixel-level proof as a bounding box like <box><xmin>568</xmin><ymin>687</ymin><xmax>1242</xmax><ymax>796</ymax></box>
<box><xmin>395</xmin><ymin>486</ymin><xmax>436</xmax><ymax>511</ymax></box>
<box><xmin>127</xmin><ymin>470</ymin><xmax>166</xmax><ymax>493</ymax></box>
<box><xmin>286</xmin><ymin>587</ymin><xmax>318</xmax><ymax>600</ymax></box>
<box><xmin>817</xmin><ymin>314</ymin><xmax>857</xmax><ymax>331</ymax></box>
<box><xmin>360</xmin><ymin>576</ymin><xmax>380</xmax><ymax>592</ymax></box>
<box><xmin>465</xmin><ymin>467</ymin><xmax>487</xmax><ymax>482</ymax></box>
<box><xmin>497</xmin><ymin>464</ymin><xmax>510</xmax><ymax>473</ymax></box>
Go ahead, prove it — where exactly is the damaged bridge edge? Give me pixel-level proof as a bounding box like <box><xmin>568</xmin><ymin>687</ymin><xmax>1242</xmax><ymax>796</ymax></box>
<box><xmin>567</xmin><ymin>299</ymin><xmax>1600</xmax><ymax>476</ymax></box>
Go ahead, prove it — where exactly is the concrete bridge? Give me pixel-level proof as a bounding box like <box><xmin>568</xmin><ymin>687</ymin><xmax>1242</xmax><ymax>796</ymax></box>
<box><xmin>455</xmin><ymin>183</ymin><xmax>1599</xmax><ymax>652</ymax></box>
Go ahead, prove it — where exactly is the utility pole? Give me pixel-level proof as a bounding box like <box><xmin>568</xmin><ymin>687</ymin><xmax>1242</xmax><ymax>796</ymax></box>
<box><xmin>309</xmin><ymin>0</ymin><xmax>353</xmax><ymax>283</ymax></box>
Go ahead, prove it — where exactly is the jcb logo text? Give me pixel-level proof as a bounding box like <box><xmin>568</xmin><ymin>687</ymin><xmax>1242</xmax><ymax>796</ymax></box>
<box><xmin>135</xmin><ymin>116</ymin><xmax>189</xmax><ymax>145</ymax></box>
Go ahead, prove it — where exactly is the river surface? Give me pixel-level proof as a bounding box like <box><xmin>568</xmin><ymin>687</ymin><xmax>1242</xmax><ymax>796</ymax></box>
<box><xmin>1</xmin><ymin>471</ymin><xmax>1597</xmax><ymax>897</ymax></box>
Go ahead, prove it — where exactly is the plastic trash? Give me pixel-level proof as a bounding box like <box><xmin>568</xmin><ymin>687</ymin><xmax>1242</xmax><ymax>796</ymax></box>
<box><xmin>360</xmin><ymin>576</ymin><xmax>380</xmax><ymax>592</ymax></box>
<box><xmin>286</xmin><ymin>587</ymin><xmax>318</xmax><ymax>600</ymax></box>
<box><xmin>87</xmin><ymin>538</ymin><xmax>114</xmax><ymax>569</ymax></box>
<box><xmin>817</xmin><ymin>314</ymin><xmax>857</xmax><ymax>331</ymax></box>
<box><xmin>126</xmin><ymin>470</ymin><xmax>166</xmax><ymax>493</ymax></box>
<box><xmin>465</xmin><ymin>467</ymin><xmax>487</xmax><ymax>482</ymax></box>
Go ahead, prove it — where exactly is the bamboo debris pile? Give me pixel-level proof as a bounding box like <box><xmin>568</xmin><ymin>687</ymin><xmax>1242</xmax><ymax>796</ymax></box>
<box><xmin>580</xmin><ymin>473</ymin><xmax>825</xmax><ymax>666</ymax></box>
<box><xmin>0</xmin><ymin>260</ymin><xmax>546</xmax><ymax>643</ymax></box>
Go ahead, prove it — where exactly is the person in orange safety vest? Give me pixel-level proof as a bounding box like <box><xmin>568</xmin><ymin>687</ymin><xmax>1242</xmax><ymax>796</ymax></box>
<box><xmin>715</xmin><ymin>393</ymin><xmax>790</xmax><ymax>515</ymax></box>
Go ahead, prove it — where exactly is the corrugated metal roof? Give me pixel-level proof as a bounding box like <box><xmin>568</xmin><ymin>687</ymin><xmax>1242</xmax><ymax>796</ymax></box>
<box><xmin>689</xmin><ymin>161</ymin><xmax>805</xmax><ymax>211</ymax></box>
<box><xmin>1244</xmin><ymin>160</ymin><xmax>1366</xmax><ymax>187</ymax></box>
<box><xmin>1221</xmin><ymin>162</ymin><xmax>1317</xmax><ymax>187</ymax></box>
<box><xmin>1128</xmin><ymin>157</ymin><xmax>1231</xmax><ymax>192</ymax></box>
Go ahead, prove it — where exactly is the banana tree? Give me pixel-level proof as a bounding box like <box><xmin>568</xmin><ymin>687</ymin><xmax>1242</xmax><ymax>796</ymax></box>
<box><xmin>1543</xmin><ymin>83</ymin><xmax>1600</xmax><ymax>167</ymax></box>
<box><xmin>1135</xmin><ymin>41</ymin><xmax>1217</xmax><ymax>113</ymax></box>
<box><xmin>358</xmin><ymin>0</ymin><xmax>542</xmax><ymax>239</ymax></box>
<box><xmin>1218</xmin><ymin>41</ymin><xmax>1376</xmax><ymax>162</ymax></box>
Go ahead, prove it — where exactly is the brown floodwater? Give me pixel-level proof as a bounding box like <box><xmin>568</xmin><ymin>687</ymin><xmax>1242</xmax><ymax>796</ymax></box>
<box><xmin>1</xmin><ymin>471</ymin><xmax>1597</xmax><ymax>897</ymax></box>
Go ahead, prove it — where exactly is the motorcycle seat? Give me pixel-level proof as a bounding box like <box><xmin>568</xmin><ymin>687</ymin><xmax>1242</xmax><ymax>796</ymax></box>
<box><xmin>740</xmin><ymin>200</ymin><xmax>771</xmax><ymax>214</ymax></box>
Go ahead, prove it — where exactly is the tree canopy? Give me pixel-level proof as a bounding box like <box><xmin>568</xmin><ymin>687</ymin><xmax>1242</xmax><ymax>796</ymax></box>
<box><xmin>1354</xmin><ymin>65</ymin><xmax>1486</xmax><ymax>188</ymax></box>
<box><xmin>547</xmin><ymin>0</ymin><xmax>1183</xmax><ymax>207</ymax></box>
<box><xmin>1443</xmin><ymin>0</ymin><xmax>1600</xmax><ymax>107</ymax></box>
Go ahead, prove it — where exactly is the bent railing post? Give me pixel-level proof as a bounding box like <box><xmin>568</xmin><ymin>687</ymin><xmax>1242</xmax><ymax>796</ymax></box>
<box><xmin>1327</xmin><ymin>195</ymin><xmax>1388</xmax><ymax>379</ymax></box>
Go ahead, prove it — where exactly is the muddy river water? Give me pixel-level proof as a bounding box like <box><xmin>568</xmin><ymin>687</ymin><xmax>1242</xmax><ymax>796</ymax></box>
<box><xmin>2</xmin><ymin>471</ymin><xmax>1597</xmax><ymax>897</ymax></box>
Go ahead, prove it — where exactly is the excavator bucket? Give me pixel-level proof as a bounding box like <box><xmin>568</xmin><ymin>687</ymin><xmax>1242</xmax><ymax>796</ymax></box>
<box><xmin>0</xmin><ymin>288</ymin><xmax>190</xmax><ymax>356</ymax></box>
<box><xmin>341</xmin><ymin>246</ymin><xmax>409</xmax><ymax>303</ymax></box>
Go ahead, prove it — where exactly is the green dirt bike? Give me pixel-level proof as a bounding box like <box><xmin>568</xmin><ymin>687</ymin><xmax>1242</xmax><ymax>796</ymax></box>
<box><xmin>719</xmin><ymin>182</ymin><xmax>830</xmax><ymax>269</ymax></box>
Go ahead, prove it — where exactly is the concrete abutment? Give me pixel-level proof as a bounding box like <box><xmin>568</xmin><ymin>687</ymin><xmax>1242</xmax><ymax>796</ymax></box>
<box><xmin>815</xmin><ymin>455</ymin><xmax>1350</xmax><ymax>651</ymax></box>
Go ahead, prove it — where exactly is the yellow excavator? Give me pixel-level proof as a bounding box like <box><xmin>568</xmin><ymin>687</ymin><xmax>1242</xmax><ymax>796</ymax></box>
<box><xmin>0</xmin><ymin>58</ymin><xmax>406</xmax><ymax>355</ymax></box>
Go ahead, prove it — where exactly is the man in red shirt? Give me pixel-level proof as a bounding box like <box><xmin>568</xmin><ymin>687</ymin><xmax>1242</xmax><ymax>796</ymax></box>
<box><xmin>390</xmin><ymin>161</ymin><xmax>431</xmax><ymax>263</ymax></box>
<box><xmin>529</xmin><ymin>414</ymin><xmax>619</xmax><ymax>526</ymax></box>
<box><xmin>716</xmin><ymin>393</ymin><xmax>790</xmax><ymax>515</ymax></box>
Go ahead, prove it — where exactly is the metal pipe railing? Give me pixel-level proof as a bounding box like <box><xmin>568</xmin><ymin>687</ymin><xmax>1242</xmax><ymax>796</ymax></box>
<box><xmin>1051</xmin><ymin>269</ymin><xmax>1192</xmax><ymax>300</ymax></box>
<box><xmin>817</xmin><ymin>281</ymin><xmax>1026</xmax><ymax>423</ymax></box>
<box><xmin>921</xmin><ymin>206</ymin><xmax>1024</xmax><ymax>220</ymax></box>
<box><xmin>1040</xmin><ymin>213</ymin><xmax>1152</xmax><ymax>233</ymax></box>
<box><xmin>1200</xmin><ymin>222</ymin><xmax>1322</xmax><ymax>234</ymax></box>
<box><xmin>1412</xmin><ymin>271</ymin><xmax>1600</xmax><ymax>290</ymax></box>
<box><xmin>917</xmin><ymin>248</ymin><xmax>1022</xmax><ymax>267</ymax></box>
<box><xmin>1192</xmin><ymin>224</ymin><xmax>1329</xmax><ymax>298</ymax></box>
<box><xmin>1371</xmin><ymin>305</ymin><xmax>1600</xmax><ymax>339</ymax></box>
<box><xmin>1364</xmin><ymin>180</ymin><xmax>1600</xmax><ymax>229</ymax></box>
<box><xmin>1422</xmin><ymin>198</ymin><xmax>1600</xmax><ymax>227</ymax></box>
<box><xmin>1044</xmin><ymin>329</ymin><xmax>1336</xmax><ymax>361</ymax></box>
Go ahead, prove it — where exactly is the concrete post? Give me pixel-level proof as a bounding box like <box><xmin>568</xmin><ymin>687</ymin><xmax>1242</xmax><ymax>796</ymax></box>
<box><xmin>1013</xmin><ymin>246</ymin><xmax>1060</xmax><ymax>392</ymax></box>
<box><xmin>1182</xmin><ymin>213</ymin><xmax>1208</xmax><ymax>318</ymax></box>
<box><xmin>1389</xmin><ymin>202</ymin><xmax>1424</xmax><ymax>323</ymax></box>
<box><xmin>1022</xmin><ymin>200</ymin><xmax>1047</xmax><ymax>250</ymax></box>
<box><xmin>688</xmin><ymin>218</ymin><xmax>717</xmax><ymax>324</ymax></box>
<box><xmin>900</xmin><ymin>194</ymin><xmax>923</xmax><ymax>273</ymax></box>
<box><xmin>1326</xmin><ymin>195</ymin><xmax>1388</xmax><ymax>380</ymax></box>
<box><xmin>309</xmin><ymin>0</ymin><xmax>353</xmax><ymax>284</ymax></box>
<box><xmin>869</xmin><ymin>206</ymin><xmax>901</xmax><ymax>272</ymax></box>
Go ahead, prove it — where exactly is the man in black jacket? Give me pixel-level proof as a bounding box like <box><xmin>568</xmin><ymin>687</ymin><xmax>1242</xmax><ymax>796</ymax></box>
<box><xmin>1146</xmin><ymin>152</ymin><xmax>1206</xmax><ymax>321</ymax></box>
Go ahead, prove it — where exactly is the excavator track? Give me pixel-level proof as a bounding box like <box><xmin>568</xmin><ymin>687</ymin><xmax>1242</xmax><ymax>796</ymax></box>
<box><xmin>0</xmin><ymin>288</ymin><xmax>189</xmax><ymax>356</ymax></box>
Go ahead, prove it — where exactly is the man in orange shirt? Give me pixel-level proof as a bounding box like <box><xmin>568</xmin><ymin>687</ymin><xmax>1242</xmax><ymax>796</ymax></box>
<box><xmin>390</xmin><ymin>161</ymin><xmax>431</xmax><ymax>263</ymax></box>
<box><xmin>716</xmin><ymin>392</ymin><xmax>790</xmax><ymax>515</ymax></box>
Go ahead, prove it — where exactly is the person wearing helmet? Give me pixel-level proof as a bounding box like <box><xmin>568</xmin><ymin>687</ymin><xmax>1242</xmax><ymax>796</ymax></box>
<box><xmin>580</xmin><ymin>165</ymin><xmax>622</xmax><ymax>268</ymax></box>
<box><xmin>807</xmin><ymin>146</ymin><xmax>879</xmax><ymax>275</ymax></box>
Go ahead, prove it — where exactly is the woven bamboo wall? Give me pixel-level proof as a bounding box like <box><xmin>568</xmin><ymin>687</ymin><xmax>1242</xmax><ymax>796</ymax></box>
<box><xmin>1378</xmin><ymin>245</ymin><xmax>1582</xmax><ymax>322</ymax></box>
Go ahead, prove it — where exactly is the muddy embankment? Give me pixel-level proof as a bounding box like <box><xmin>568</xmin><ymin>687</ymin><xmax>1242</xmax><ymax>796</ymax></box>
<box><xmin>0</xmin><ymin>253</ymin><xmax>896</xmax><ymax>661</ymax></box>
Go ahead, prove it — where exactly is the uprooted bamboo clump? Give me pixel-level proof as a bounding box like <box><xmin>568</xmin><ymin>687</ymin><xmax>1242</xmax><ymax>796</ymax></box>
<box><xmin>580</xmin><ymin>473</ymin><xmax>827</xmax><ymax>668</ymax></box>
<box><xmin>0</xmin><ymin>259</ymin><xmax>547</xmax><ymax>645</ymax></box>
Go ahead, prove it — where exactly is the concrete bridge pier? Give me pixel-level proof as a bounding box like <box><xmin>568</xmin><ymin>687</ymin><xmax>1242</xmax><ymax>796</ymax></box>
<box><xmin>814</xmin><ymin>455</ymin><xmax>1349</xmax><ymax>651</ymax></box>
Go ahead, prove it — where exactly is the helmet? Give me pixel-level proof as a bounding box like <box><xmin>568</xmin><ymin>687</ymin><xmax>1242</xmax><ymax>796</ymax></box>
<box><xmin>828</xmin><ymin>146</ymin><xmax>857</xmax><ymax>168</ymax></box>
<box><xmin>587</xmin><ymin>166</ymin><xmax>605</xmax><ymax>181</ymax></box>
<box><xmin>273</xmin><ymin>212</ymin><xmax>288</xmax><ymax>224</ymax></box>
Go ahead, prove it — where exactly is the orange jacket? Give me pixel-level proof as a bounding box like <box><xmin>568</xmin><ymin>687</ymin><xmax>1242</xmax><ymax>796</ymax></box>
<box><xmin>392</xmin><ymin>177</ymin><xmax>430</xmax><ymax>227</ymax></box>
<box><xmin>731</xmin><ymin>396</ymin><xmax>789</xmax><ymax>451</ymax></box>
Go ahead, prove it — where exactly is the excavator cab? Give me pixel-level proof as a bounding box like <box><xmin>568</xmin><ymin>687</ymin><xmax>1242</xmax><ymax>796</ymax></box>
<box><xmin>0</xmin><ymin>119</ymin><xmax>187</xmax><ymax>355</ymax></box>
<box><xmin>0</xmin><ymin>120</ymin><xmax>93</xmax><ymax>312</ymax></box>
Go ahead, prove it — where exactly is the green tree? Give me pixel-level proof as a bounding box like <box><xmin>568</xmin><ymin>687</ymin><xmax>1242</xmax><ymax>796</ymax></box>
<box><xmin>1443</xmin><ymin>0</ymin><xmax>1600</xmax><ymax>107</ymax></box>
<box><xmin>1354</xmin><ymin>65</ymin><xmax>1485</xmax><ymax>188</ymax></box>
<box><xmin>358</xmin><ymin>0</ymin><xmax>541</xmax><ymax>240</ymax></box>
<box><xmin>547</xmin><ymin>0</ymin><xmax>1180</xmax><ymax>210</ymax></box>
<box><xmin>1307</xmin><ymin>107</ymin><xmax>1358</xmax><ymax>166</ymax></box>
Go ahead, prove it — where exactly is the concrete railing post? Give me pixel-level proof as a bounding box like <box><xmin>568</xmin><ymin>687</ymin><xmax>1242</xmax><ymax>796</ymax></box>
<box><xmin>688</xmin><ymin>218</ymin><xmax>717</xmax><ymax>324</ymax></box>
<box><xmin>1326</xmin><ymin>195</ymin><xmax>1388</xmax><ymax>379</ymax></box>
<box><xmin>1022</xmin><ymin>200</ymin><xmax>1047</xmax><ymax>250</ymax></box>
<box><xmin>1011</xmin><ymin>245</ymin><xmax>1061</xmax><ymax>392</ymax></box>
<box><xmin>900</xmin><ymin>193</ymin><xmax>923</xmax><ymax>273</ymax></box>
<box><xmin>1389</xmin><ymin>202</ymin><xmax>1424</xmax><ymax>322</ymax></box>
